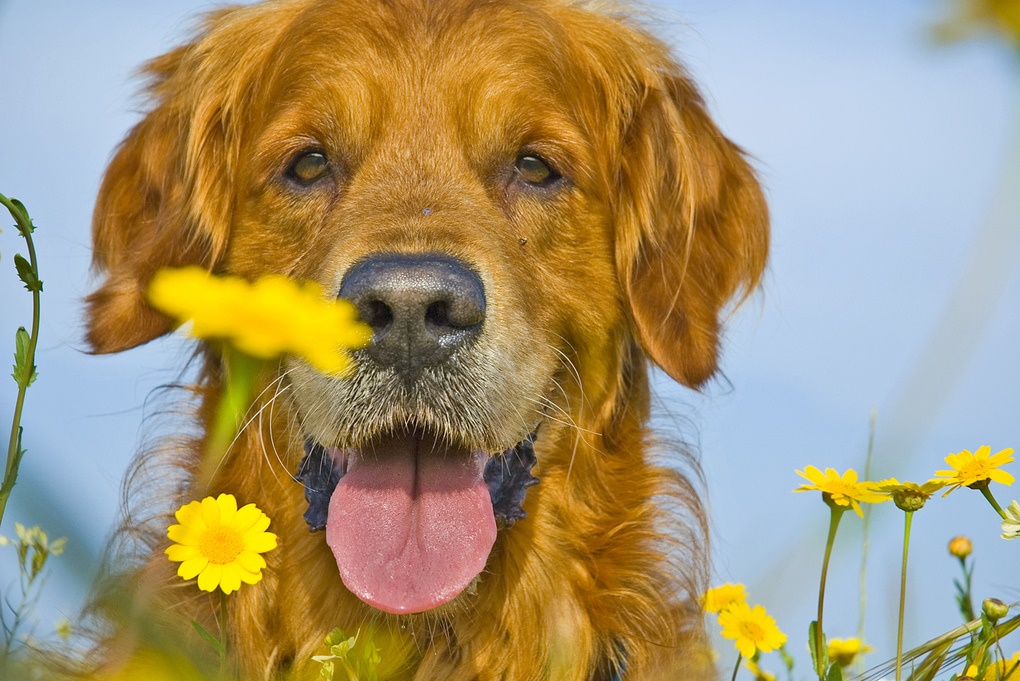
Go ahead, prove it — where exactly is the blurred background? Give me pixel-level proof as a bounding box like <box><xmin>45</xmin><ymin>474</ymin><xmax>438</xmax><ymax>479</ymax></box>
<box><xmin>1</xmin><ymin>0</ymin><xmax>1018</xmax><ymax>676</ymax></box>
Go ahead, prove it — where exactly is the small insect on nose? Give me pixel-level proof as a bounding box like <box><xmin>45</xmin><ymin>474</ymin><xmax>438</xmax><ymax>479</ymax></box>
<box><xmin>338</xmin><ymin>253</ymin><xmax>485</xmax><ymax>377</ymax></box>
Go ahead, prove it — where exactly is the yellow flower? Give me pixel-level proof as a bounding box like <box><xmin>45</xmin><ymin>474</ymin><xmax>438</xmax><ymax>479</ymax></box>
<box><xmin>717</xmin><ymin>602</ymin><xmax>787</xmax><ymax>659</ymax></box>
<box><xmin>827</xmin><ymin>637</ymin><xmax>872</xmax><ymax>667</ymax></box>
<box><xmin>933</xmin><ymin>0</ymin><xmax>1020</xmax><ymax>49</ymax></box>
<box><xmin>703</xmin><ymin>583</ymin><xmax>748</xmax><ymax>614</ymax></box>
<box><xmin>874</xmin><ymin>478</ymin><xmax>947</xmax><ymax>512</ymax></box>
<box><xmin>930</xmin><ymin>446</ymin><xmax>1014</xmax><ymax>496</ymax></box>
<box><xmin>981</xmin><ymin>652</ymin><xmax>1020</xmax><ymax>681</ymax></box>
<box><xmin>165</xmin><ymin>493</ymin><xmax>277</xmax><ymax>594</ymax></box>
<box><xmin>794</xmin><ymin>466</ymin><xmax>888</xmax><ymax>517</ymax></box>
<box><xmin>148</xmin><ymin>266</ymin><xmax>372</xmax><ymax>375</ymax></box>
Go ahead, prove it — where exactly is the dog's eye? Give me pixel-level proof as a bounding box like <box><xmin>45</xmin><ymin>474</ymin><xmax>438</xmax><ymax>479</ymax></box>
<box><xmin>287</xmin><ymin>151</ymin><xmax>330</xmax><ymax>185</ymax></box>
<box><xmin>515</xmin><ymin>154</ymin><xmax>559</xmax><ymax>186</ymax></box>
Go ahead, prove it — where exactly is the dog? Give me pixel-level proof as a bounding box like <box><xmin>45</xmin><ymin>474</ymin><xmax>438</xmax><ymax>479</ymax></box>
<box><xmin>84</xmin><ymin>0</ymin><xmax>768</xmax><ymax>679</ymax></box>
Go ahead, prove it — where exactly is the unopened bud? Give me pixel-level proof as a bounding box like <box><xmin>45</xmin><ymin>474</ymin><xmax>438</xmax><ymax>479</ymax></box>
<box><xmin>948</xmin><ymin>536</ymin><xmax>972</xmax><ymax>559</ymax></box>
<box><xmin>891</xmin><ymin>489</ymin><xmax>927</xmax><ymax>512</ymax></box>
<box><xmin>983</xmin><ymin>598</ymin><xmax>1009</xmax><ymax>621</ymax></box>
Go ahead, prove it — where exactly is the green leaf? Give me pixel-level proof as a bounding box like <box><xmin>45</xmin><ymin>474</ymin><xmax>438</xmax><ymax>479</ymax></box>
<box><xmin>779</xmin><ymin>645</ymin><xmax>795</xmax><ymax>673</ymax></box>
<box><xmin>10</xmin><ymin>198</ymin><xmax>34</xmax><ymax>236</ymax></box>
<box><xmin>825</xmin><ymin>662</ymin><xmax>844</xmax><ymax>681</ymax></box>
<box><xmin>12</xmin><ymin>326</ymin><xmax>38</xmax><ymax>388</ymax></box>
<box><xmin>14</xmin><ymin>253</ymin><xmax>41</xmax><ymax>292</ymax></box>
<box><xmin>191</xmin><ymin>619</ymin><xmax>226</xmax><ymax>656</ymax></box>
<box><xmin>324</xmin><ymin>627</ymin><xmax>349</xmax><ymax>648</ymax></box>
<box><xmin>809</xmin><ymin>621</ymin><xmax>827</xmax><ymax>672</ymax></box>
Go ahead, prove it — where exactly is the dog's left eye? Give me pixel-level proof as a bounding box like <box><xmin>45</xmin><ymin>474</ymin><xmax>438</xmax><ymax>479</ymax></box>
<box><xmin>287</xmin><ymin>150</ymin><xmax>331</xmax><ymax>185</ymax></box>
<box><xmin>515</xmin><ymin>154</ymin><xmax>560</xmax><ymax>186</ymax></box>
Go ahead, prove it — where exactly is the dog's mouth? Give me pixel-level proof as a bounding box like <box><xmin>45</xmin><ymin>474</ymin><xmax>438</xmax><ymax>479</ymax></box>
<box><xmin>296</xmin><ymin>424</ymin><xmax>537</xmax><ymax>615</ymax></box>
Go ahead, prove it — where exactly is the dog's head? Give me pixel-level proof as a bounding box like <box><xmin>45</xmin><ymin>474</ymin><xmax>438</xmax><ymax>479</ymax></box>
<box><xmin>87</xmin><ymin>0</ymin><xmax>767</xmax><ymax>617</ymax></box>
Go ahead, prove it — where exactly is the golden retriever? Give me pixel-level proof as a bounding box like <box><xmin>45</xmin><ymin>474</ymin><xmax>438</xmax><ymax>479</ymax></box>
<box><xmin>85</xmin><ymin>0</ymin><xmax>768</xmax><ymax>679</ymax></box>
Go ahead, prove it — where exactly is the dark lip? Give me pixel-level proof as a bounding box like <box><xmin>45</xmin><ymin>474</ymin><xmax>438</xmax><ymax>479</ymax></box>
<box><xmin>296</xmin><ymin>426</ymin><xmax>539</xmax><ymax>533</ymax></box>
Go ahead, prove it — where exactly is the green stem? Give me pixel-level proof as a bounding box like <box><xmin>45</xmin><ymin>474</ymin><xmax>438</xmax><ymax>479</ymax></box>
<box><xmin>219</xmin><ymin>590</ymin><xmax>229</xmax><ymax>679</ymax></box>
<box><xmin>0</xmin><ymin>193</ymin><xmax>41</xmax><ymax>528</ymax></box>
<box><xmin>895</xmin><ymin>511</ymin><xmax>913</xmax><ymax>681</ymax></box>
<box><xmin>198</xmin><ymin>349</ymin><xmax>260</xmax><ymax>490</ymax></box>
<box><xmin>815</xmin><ymin>504</ymin><xmax>845</xmax><ymax>681</ymax></box>
<box><xmin>731</xmin><ymin>654</ymin><xmax>743</xmax><ymax>681</ymax></box>
<box><xmin>978</xmin><ymin>483</ymin><xmax>1007</xmax><ymax>519</ymax></box>
<box><xmin>856</xmin><ymin>410</ymin><xmax>878</xmax><ymax>676</ymax></box>
<box><xmin>958</xmin><ymin>556</ymin><xmax>976</xmax><ymax>623</ymax></box>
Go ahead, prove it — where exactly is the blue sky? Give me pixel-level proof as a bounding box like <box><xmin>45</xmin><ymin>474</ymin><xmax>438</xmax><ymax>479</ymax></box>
<box><xmin>1</xmin><ymin>0</ymin><xmax>1018</xmax><ymax>675</ymax></box>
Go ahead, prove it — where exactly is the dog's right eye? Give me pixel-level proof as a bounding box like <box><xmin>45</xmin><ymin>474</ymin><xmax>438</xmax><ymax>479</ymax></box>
<box><xmin>286</xmin><ymin>151</ymin><xmax>330</xmax><ymax>185</ymax></box>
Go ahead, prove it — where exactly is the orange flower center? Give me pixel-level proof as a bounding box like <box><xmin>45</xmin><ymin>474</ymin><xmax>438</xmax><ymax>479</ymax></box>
<box><xmin>199</xmin><ymin>527</ymin><xmax>244</xmax><ymax>565</ymax></box>
<box><xmin>739</xmin><ymin>620</ymin><xmax>765</xmax><ymax>642</ymax></box>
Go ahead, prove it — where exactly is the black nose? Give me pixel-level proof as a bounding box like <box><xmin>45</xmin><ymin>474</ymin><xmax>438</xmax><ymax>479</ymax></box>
<box><xmin>338</xmin><ymin>253</ymin><xmax>486</xmax><ymax>376</ymax></box>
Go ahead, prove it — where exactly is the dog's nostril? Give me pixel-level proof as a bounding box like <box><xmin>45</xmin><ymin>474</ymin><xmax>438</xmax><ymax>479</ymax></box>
<box><xmin>366</xmin><ymin>299</ymin><xmax>393</xmax><ymax>330</ymax></box>
<box><xmin>425</xmin><ymin>301</ymin><xmax>450</xmax><ymax>330</ymax></box>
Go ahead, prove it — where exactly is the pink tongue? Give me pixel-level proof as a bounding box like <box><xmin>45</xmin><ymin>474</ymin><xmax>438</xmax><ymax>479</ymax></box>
<box><xmin>325</xmin><ymin>438</ymin><xmax>496</xmax><ymax>614</ymax></box>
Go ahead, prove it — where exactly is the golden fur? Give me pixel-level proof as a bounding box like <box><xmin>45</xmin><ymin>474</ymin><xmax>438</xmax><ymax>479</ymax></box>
<box><xmin>85</xmin><ymin>1</ymin><xmax>769</xmax><ymax>679</ymax></box>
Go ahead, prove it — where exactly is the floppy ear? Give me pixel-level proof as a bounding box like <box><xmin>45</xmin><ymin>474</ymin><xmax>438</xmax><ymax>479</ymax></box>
<box><xmin>86</xmin><ymin>42</ymin><xmax>234</xmax><ymax>354</ymax></box>
<box><xmin>615</xmin><ymin>59</ymin><xmax>769</xmax><ymax>388</ymax></box>
<box><xmin>86</xmin><ymin>5</ymin><xmax>283</xmax><ymax>353</ymax></box>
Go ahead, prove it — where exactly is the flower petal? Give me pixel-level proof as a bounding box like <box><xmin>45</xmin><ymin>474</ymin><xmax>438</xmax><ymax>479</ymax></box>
<box><xmin>197</xmin><ymin>563</ymin><xmax>223</xmax><ymax>592</ymax></box>
<box><xmin>174</xmin><ymin>501</ymin><xmax>206</xmax><ymax>529</ymax></box>
<box><xmin>216</xmin><ymin>493</ymin><xmax>238</xmax><ymax>519</ymax></box>
<box><xmin>201</xmin><ymin>497</ymin><xmax>222</xmax><ymax>528</ymax></box>
<box><xmin>166</xmin><ymin>544</ymin><xmax>201</xmax><ymax>563</ymax></box>
<box><xmin>238</xmin><ymin>568</ymin><xmax>263</xmax><ymax>585</ymax></box>
<box><xmin>219</xmin><ymin>565</ymin><xmax>242</xmax><ymax>595</ymax></box>
<box><xmin>235</xmin><ymin>551</ymin><xmax>267</xmax><ymax>573</ymax></box>
<box><xmin>178</xmin><ymin>556</ymin><xmax>208</xmax><ymax>581</ymax></box>
<box><xmin>233</xmin><ymin>504</ymin><xmax>264</xmax><ymax>533</ymax></box>
<box><xmin>246</xmin><ymin>532</ymin><xmax>278</xmax><ymax>554</ymax></box>
<box><xmin>167</xmin><ymin>524</ymin><xmax>203</xmax><ymax>546</ymax></box>
<box><xmin>988</xmin><ymin>469</ymin><xmax>1015</xmax><ymax>486</ymax></box>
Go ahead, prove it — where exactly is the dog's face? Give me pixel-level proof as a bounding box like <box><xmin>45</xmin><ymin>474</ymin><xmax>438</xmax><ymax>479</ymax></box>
<box><xmin>86</xmin><ymin>0</ymin><xmax>767</xmax><ymax>622</ymax></box>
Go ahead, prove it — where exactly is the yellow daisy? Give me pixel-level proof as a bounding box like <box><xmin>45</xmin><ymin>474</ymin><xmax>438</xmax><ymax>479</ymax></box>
<box><xmin>794</xmin><ymin>466</ymin><xmax>888</xmax><ymax>517</ymax></box>
<box><xmin>929</xmin><ymin>446</ymin><xmax>1014</xmax><ymax>496</ymax></box>
<box><xmin>165</xmin><ymin>494</ymin><xmax>277</xmax><ymax>594</ymax></box>
<box><xmin>718</xmin><ymin>602</ymin><xmax>787</xmax><ymax>659</ymax></box>
<box><xmin>703</xmin><ymin>583</ymin><xmax>748</xmax><ymax>614</ymax></box>
<box><xmin>874</xmin><ymin>478</ymin><xmax>947</xmax><ymax>512</ymax></box>
<box><xmin>981</xmin><ymin>652</ymin><xmax>1020</xmax><ymax>681</ymax></box>
<box><xmin>148</xmin><ymin>266</ymin><xmax>372</xmax><ymax>376</ymax></box>
<box><xmin>827</xmin><ymin>637</ymin><xmax>872</xmax><ymax>667</ymax></box>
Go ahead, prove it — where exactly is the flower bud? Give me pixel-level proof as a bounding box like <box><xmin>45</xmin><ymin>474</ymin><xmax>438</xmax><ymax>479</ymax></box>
<box><xmin>891</xmin><ymin>489</ymin><xmax>927</xmax><ymax>512</ymax></box>
<box><xmin>948</xmin><ymin>536</ymin><xmax>972</xmax><ymax>559</ymax></box>
<box><xmin>983</xmin><ymin>598</ymin><xmax>1009</xmax><ymax>621</ymax></box>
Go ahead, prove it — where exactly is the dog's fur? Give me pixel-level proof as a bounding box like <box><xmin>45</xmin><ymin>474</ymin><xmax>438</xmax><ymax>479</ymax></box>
<box><xmin>85</xmin><ymin>1</ymin><xmax>768</xmax><ymax>679</ymax></box>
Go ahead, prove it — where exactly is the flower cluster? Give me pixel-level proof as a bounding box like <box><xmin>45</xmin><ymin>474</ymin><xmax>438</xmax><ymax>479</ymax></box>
<box><xmin>791</xmin><ymin>446</ymin><xmax>1015</xmax><ymax>681</ymax></box>
<box><xmin>796</xmin><ymin>446</ymin><xmax>1016</xmax><ymax>532</ymax></box>
<box><xmin>148</xmin><ymin>266</ymin><xmax>372</xmax><ymax>375</ymax></box>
